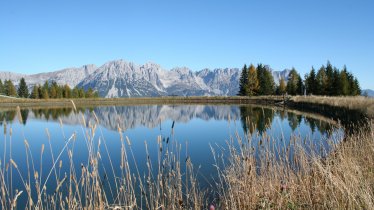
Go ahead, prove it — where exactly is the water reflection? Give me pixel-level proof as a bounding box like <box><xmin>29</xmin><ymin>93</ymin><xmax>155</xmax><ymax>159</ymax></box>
<box><xmin>0</xmin><ymin>104</ymin><xmax>345</xmax><ymax>208</ymax></box>
<box><xmin>0</xmin><ymin>105</ymin><xmax>339</xmax><ymax>136</ymax></box>
<box><xmin>239</xmin><ymin>106</ymin><xmax>335</xmax><ymax>137</ymax></box>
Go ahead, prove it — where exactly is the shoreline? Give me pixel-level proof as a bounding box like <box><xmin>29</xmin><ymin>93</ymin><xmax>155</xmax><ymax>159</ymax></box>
<box><xmin>1</xmin><ymin>95</ymin><xmax>373</xmax><ymax>118</ymax></box>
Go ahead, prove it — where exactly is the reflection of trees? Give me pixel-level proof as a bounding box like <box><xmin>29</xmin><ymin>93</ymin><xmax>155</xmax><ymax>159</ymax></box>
<box><xmin>240</xmin><ymin>106</ymin><xmax>275</xmax><ymax>134</ymax></box>
<box><xmin>304</xmin><ymin>117</ymin><xmax>333</xmax><ymax>136</ymax></box>
<box><xmin>0</xmin><ymin>110</ymin><xmax>16</xmax><ymax>124</ymax></box>
<box><xmin>20</xmin><ymin>109</ymin><xmax>29</xmax><ymax>125</ymax></box>
<box><xmin>287</xmin><ymin>112</ymin><xmax>302</xmax><ymax>131</ymax></box>
<box><xmin>32</xmin><ymin>108</ymin><xmax>74</xmax><ymax>121</ymax></box>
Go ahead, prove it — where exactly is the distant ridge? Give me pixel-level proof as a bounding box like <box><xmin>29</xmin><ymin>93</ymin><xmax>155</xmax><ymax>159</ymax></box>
<box><xmin>362</xmin><ymin>89</ymin><xmax>374</xmax><ymax>97</ymax></box>
<box><xmin>0</xmin><ymin>60</ymin><xmax>290</xmax><ymax>98</ymax></box>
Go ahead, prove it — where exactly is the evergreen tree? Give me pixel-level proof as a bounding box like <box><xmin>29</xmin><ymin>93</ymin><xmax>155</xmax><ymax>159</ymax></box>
<box><xmin>0</xmin><ymin>79</ymin><xmax>4</xmax><ymax>95</ymax></box>
<box><xmin>297</xmin><ymin>74</ymin><xmax>303</xmax><ymax>95</ymax></box>
<box><xmin>17</xmin><ymin>77</ymin><xmax>29</xmax><ymax>98</ymax></box>
<box><xmin>4</xmin><ymin>80</ymin><xmax>17</xmax><ymax>96</ymax></box>
<box><xmin>62</xmin><ymin>84</ymin><xmax>71</xmax><ymax>98</ymax></box>
<box><xmin>85</xmin><ymin>87</ymin><xmax>94</xmax><ymax>98</ymax></box>
<box><xmin>246</xmin><ymin>64</ymin><xmax>259</xmax><ymax>96</ymax></box>
<box><xmin>50</xmin><ymin>81</ymin><xmax>59</xmax><ymax>98</ymax></box>
<box><xmin>238</xmin><ymin>64</ymin><xmax>248</xmax><ymax>96</ymax></box>
<box><xmin>351</xmin><ymin>78</ymin><xmax>361</xmax><ymax>96</ymax></box>
<box><xmin>305</xmin><ymin>67</ymin><xmax>317</xmax><ymax>95</ymax></box>
<box><xmin>277</xmin><ymin>78</ymin><xmax>287</xmax><ymax>95</ymax></box>
<box><xmin>30</xmin><ymin>85</ymin><xmax>40</xmax><ymax>99</ymax></box>
<box><xmin>78</xmin><ymin>88</ymin><xmax>85</xmax><ymax>98</ymax></box>
<box><xmin>286</xmin><ymin>68</ymin><xmax>301</xmax><ymax>95</ymax></box>
<box><xmin>316</xmin><ymin>66</ymin><xmax>327</xmax><ymax>95</ymax></box>
<box><xmin>325</xmin><ymin>61</ymin><xmax>334</xmax><ymax>95</ymax></box>
<box><xmin>332</xmin><ymin>68</ymin><xmax>341</xmax><ymax>96</ymax></box>
<box><xmin>41</xmin><ymin>88</ymin><xmax>49</xmax><ymax>99</ymax></box>
<box><xmin>72</xmin><ymin>87</ymin><xmax>79</xmax><ymax>98</ymax></box>
<box><xmin>340</xmin><ymin>66</ymin><xmax>349</xmax><ymax>96</ymax></box>
<box><xmin>257</xmin><ymin>64</ymin><xmax>275</xmax><ymax>95</ymax></box>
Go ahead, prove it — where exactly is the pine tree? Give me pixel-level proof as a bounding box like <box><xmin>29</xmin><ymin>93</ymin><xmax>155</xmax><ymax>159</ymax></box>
<box><xmin>72</xmin><ymin>87</ymin><xmax>79</xmax><ymax>98</ymax></box>
<box><xmin>41</xmin><ymin>88</ymin><xmax>49</xmax><ymax>99</ymax></box>
<box><xmin>31</xmin><ymin>85</ymin><xmax>40</xmax><ymax>99</ymax></box>
<box><xmin>332</xmin><ymin>68</ymin><xmax>341</xmax><ymax>96</ymax></box>
<box><xmin>316</xmin><ymin>66</ymin><xmax>327</xmax><ymax>95</ymax></box>
<box><xmin>0</xmin><ymin>79</ymin><xmax>4</xmax><ymax>95</ymax></box>
<box><xmin>257</xmin><ymin>64</ymin><xmax>275</xmax><ymax>95</ymax></box>
<box><xmin>247</xmin><ymin>64</ymin><xmax>259</xmax><ymax>96</ymax></box>
<box><xmin>78</xmin><ymin>88</ymin><xmax>85</xmax><ymax>98</ymax></box>
<box><xmin>63</xmin><ymin>85</ymin><xmax>71</xmax><ymax>98</ymax></box>
<box><xmin>305</xmin><ymin>67</ymin><xmax>317</xmax><ymax>95</ymax></box>
<box><xmin>278</xmin><ymin>78</ymin><xmax>286</xmax><ymax>95</ymax></box>
<box><xmin>351</xmin><ymin>78</ymin><xmax>361</xmax><ymax>96</ymax></box>
<box><xmin>286</xmin><ymin>68</ymin><xmax>301</xmax><ymax>95</ymax></box>
<box><xmin>4</xmin><ymin>80</ymin><xmax>17</xmax><ymax>97</ymax></box>
<box><xmin>50</xmin><ymin>81</ymin><xmax>59</xmax><ymax>98</ymax></box>
<box><xmin>297</xmin><ymin>74</ymin><xmax>303</xmax><ymax>95</ymax></box>
<box><xmin>17</xmin><ymin>78</ymin><xmax>29</xmax><ymax>98</ymax></box>
<box><xmin>340</xmin><ymin>66</ymin><xmax>349</xmax><ymax>96</ymax></box>
<box><xmin>238</xmin><ymin>64</ymin><xmax>248</xmax><ymax>96</ymax></box>
<box><xmin>325</xmin><ymin>61</ymin><xmax>334</xmax><ymax>95</ymax></box>
<box><xmin>85</xmin><ymin>87</ymin><xmax>94</xmax><ymax>98</ymax></box>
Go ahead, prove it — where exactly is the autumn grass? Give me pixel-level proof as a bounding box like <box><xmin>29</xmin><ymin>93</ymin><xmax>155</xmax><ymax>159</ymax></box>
<box><xmin>291</xmin><ymin>95</ymin><xmax>374</xmax><ymax>118</ymax></box>
<box><xmin>0</xmin><ymin>96</ymin><xmax>285</xmax><ymax>109</ymax></box>
<box><xmin>213</xmin><ymin>119</ymin><xmax>374</xmax><ymax>209</ymax></box>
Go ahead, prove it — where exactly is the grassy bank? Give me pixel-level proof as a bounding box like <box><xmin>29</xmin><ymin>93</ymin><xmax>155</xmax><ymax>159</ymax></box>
<box><xmin>0</xmin><ymin>96</ymin><xmax>286</xmax><ymax>108</ymax></box>
<box><xmin>289</xmin><ymin>96</ymin><xmax>374</xmax><ymax>118</ymax></box>
<box><xmin>1</xmin><ymin>96</ymin><xmax>373</xmax><ymax>116</ymax></box>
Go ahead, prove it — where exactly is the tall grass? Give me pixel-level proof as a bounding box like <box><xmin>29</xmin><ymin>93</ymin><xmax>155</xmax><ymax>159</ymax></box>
<box><xmin>213</xmin><ymin>119</ymin><xmax>374</xmax><ymax>209</ymax></box>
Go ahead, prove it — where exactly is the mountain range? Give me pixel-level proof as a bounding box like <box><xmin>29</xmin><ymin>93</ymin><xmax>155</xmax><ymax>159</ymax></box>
<box><xmin>362</xmin><ymin>89</ymin><xmax>374</xmax><ymax>97</ymax></box>
<box><xmin>0</xmin><ymin>59</ymin><xmax>291</xmax><ymax>98</ymax></box>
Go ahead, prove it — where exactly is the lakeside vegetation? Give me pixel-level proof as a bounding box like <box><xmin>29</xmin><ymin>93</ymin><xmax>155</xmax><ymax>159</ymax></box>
<box><xmin>0</xmin><ymin>78</ymin><xmax>99</xmax><ymax>99</ymax></box>
<box><xmin>238</xmin><ymin>61</ymin><xmax>362</xmax><ymax>97</ymax></box>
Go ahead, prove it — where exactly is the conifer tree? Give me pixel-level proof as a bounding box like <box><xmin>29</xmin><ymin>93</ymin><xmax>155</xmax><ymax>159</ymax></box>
<box><xmin>316</xmin><ymin>66</ymin><xmax>327</xmax><ymax>95</ymax></box>
<box><xmin>340</xmin><ymin>66</ymin><xmax>349</xmax><ymax>96</ymax></box>
<box><xmin>257</xmin><ymin>64</ymin><xmax>275</xmax><ymax>95</ymax></box>
<box><xmin>332</xmin><ymin>68</ymin><xmax>341</xmax><ymax>96</ymax></box>
<box><xmin>247</xmin><ymin>64</ymin><xmax>259</xmax><ymax>96</ymax></box>
<box><xmin>4</xmin><ymin>80</ymin><xmax>17</xmax><ymax>97</ymax></box>
<box><xmin>0</xmin><ymin>79</ymin><xmax>4</xmax><ymax>95</ymax></box>
<box><xmin>238</xmin><ymin>64</ymin><xmax>248</xmax><ymax>96</ymax></box>
<box><xmin>325</xmin><ymin>61</ymin><xmax>334</xmax><ymax>95</ymax></box>
<box><xmin>63</xmin><ymin>84</ymin><xmax>71</xmax><ymax>98</ymax></box>
<box><xmin>278</xmin><ymin>78</ymin><xmax>287</xmax><ymax>95</ymax></box>
<box><xmin>31</xmin><ymin>85</ymin><xmax>40</xmax><ymax>99</ymax></box>
<box><xmin>286</xmin><ymin>68</ymin><xmax>301</xmax><ymax>95</ymax></box>
<box><xmin>17</xmin><ymin>77</ymin><xmax>29</xmax><ymax>98</ymax></box>
<box><xmin>305</xmin><ymin>67</ymin><xmax>317</xmax><ymax>95</ymax></box>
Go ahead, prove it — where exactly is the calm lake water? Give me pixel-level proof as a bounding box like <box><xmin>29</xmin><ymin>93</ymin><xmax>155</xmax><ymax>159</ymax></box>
<box><xmin>0</xmin><ymin>104</ymin><xmax>343</xmax><ymax>207</ymax></box>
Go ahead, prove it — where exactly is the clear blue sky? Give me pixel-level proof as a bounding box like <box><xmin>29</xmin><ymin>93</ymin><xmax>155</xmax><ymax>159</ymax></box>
<box><xmin>1</xmin><ymin>0</ymin><xmax>373</xmax><ymax>89</ymax></box>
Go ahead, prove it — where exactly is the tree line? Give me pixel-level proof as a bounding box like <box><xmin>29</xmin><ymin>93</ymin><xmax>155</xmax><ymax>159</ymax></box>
<box><xmin>238</xmin><ymin>61</ymin><xmax>361</xmax><ymax>96</ymax></box>
<box><xmin>0</xmin><ymin>78</ymin><xmax>99</xmax><ymax>99</ymax></box>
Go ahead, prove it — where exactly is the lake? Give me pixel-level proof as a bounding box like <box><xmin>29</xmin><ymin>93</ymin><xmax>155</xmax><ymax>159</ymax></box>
<box><xmin>0</xmin><ymin>104</ymin><xmax>343</xmax><ymax>208</ymax></box>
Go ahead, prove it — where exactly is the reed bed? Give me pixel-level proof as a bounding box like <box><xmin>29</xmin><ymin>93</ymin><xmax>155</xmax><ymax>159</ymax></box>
<box><xmin>213</xmin><ymin>119</ymin><xmax>374</xmax><ymax>209</ymax></box>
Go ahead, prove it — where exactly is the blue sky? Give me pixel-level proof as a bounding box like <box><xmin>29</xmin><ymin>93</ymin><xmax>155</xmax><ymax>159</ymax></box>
<box><xmin>1</xmin><ymin>0</ymin><xmax>373</xmax><ymax>89</ymax></box>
